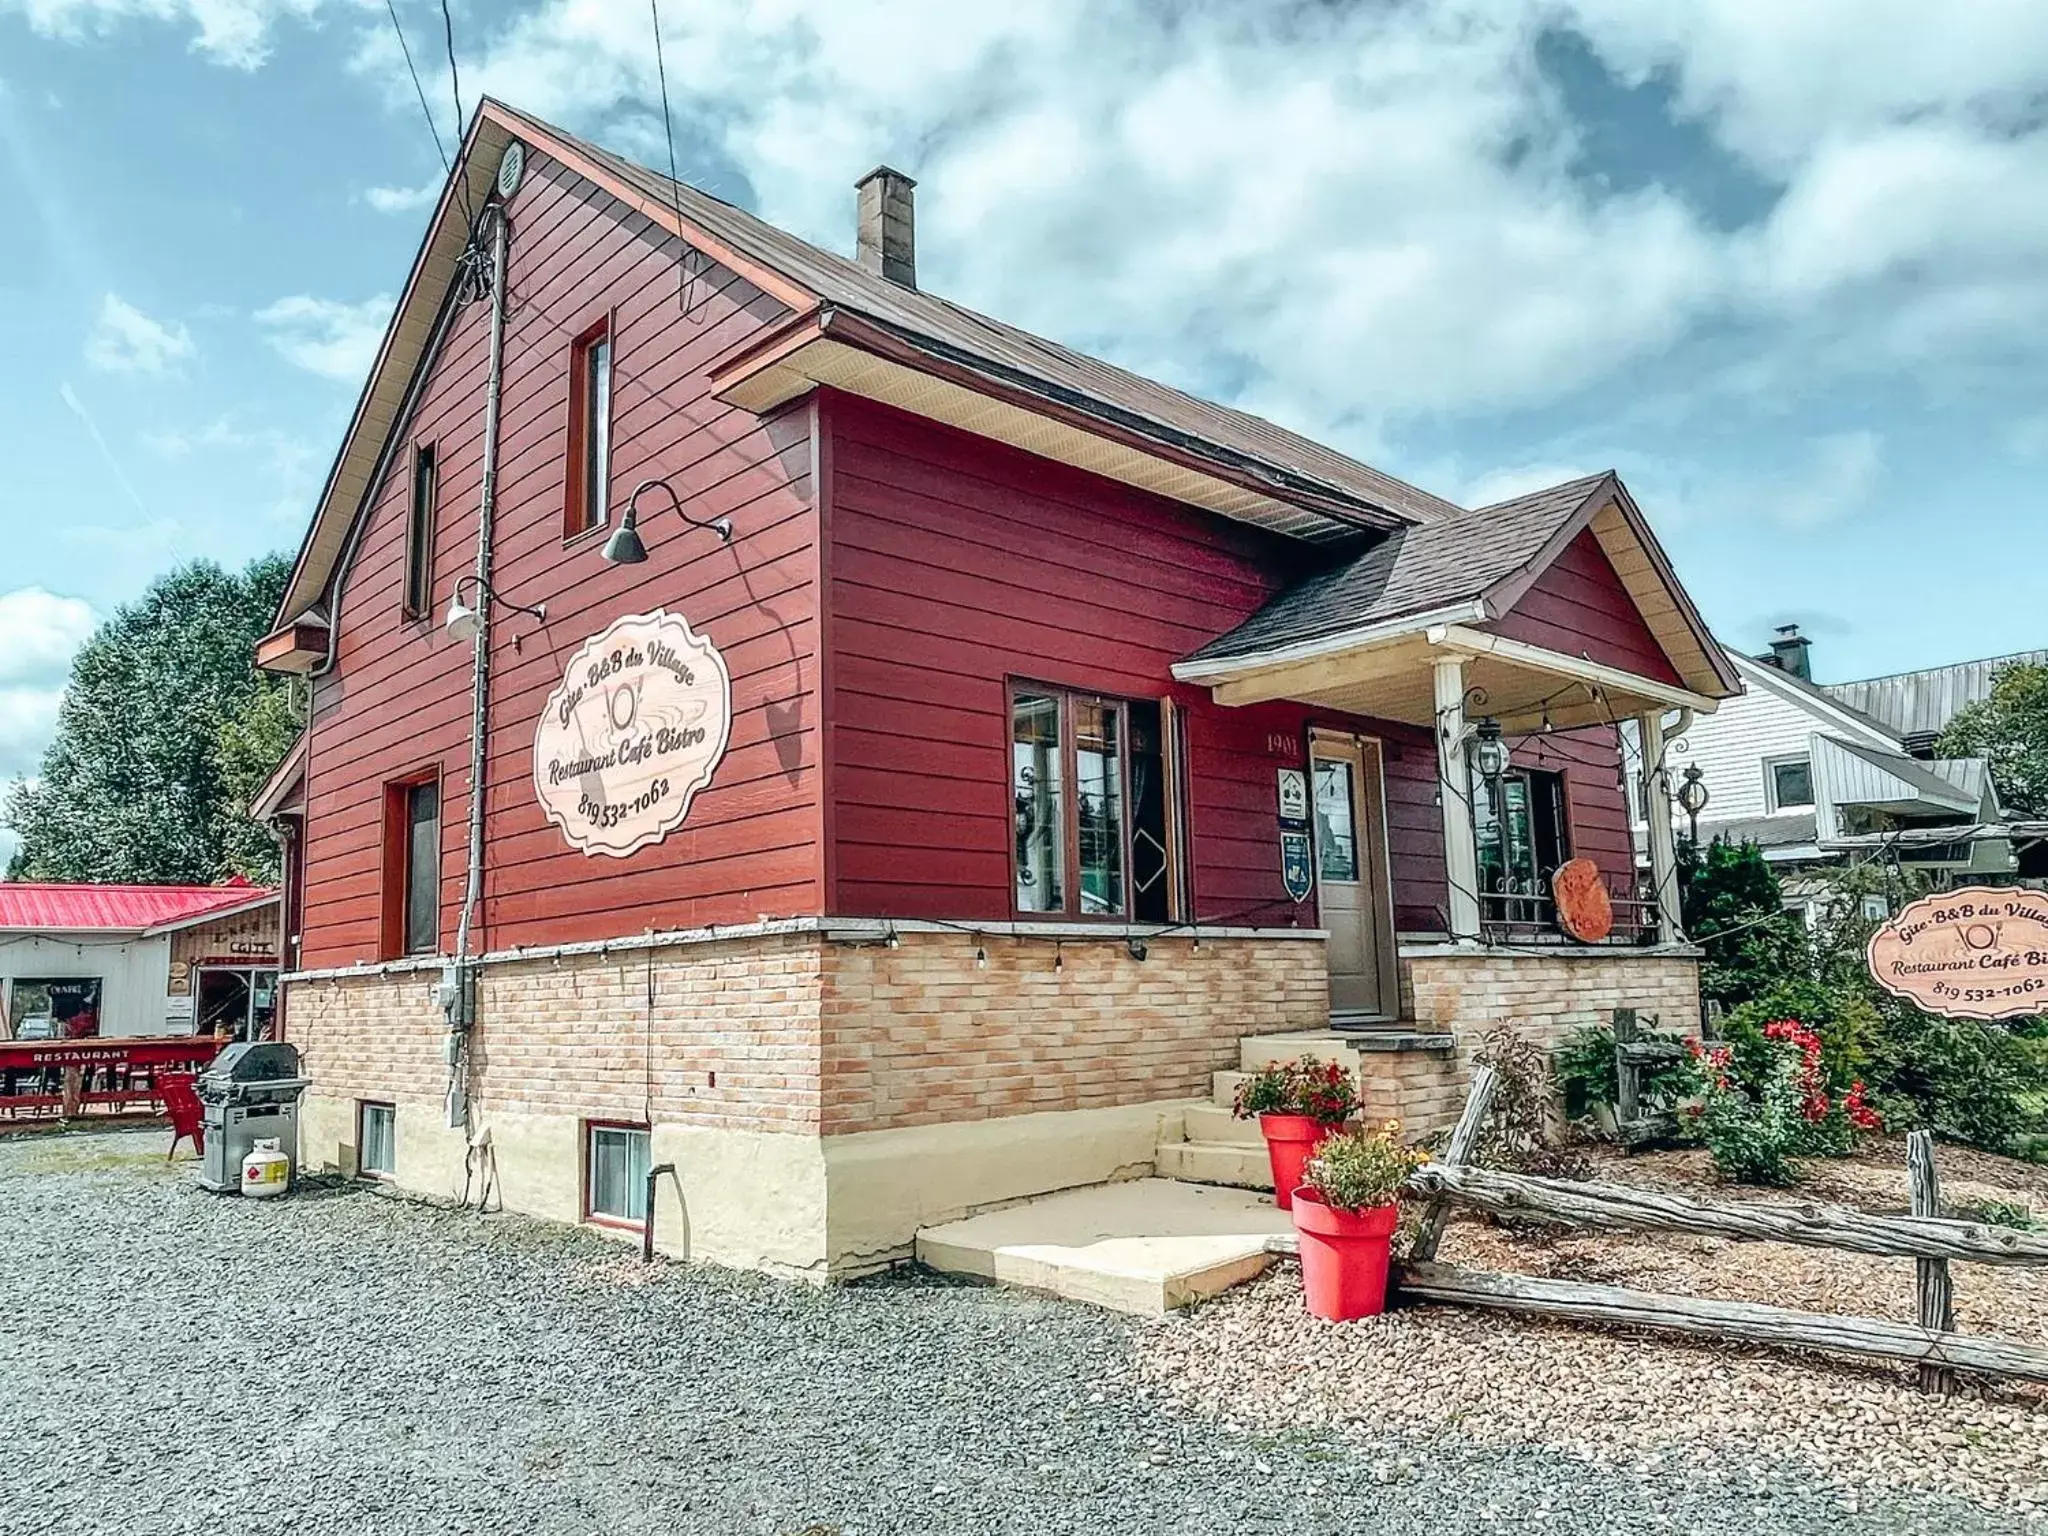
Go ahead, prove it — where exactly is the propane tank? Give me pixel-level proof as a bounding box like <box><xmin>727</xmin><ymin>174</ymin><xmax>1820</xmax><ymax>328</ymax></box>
<box><xmin>241</xmin><ymin>1137</ymin><xmax>291</xmax><ymax>1199</ymax></box>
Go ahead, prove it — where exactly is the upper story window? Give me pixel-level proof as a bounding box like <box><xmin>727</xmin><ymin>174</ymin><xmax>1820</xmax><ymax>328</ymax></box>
<box><xmin>565</xmin><ymin>319</ymin><xmax>613</xmax><ymax>538</ymax></box>
<box><xmin>1767</xmin><ymin>756</ymin><xmax>1814</xmax><ymax>811</ymax></box>
<box><xmin>1011</xmin><ymin>686</ymin><xmax>1129</xmax><ymax>918</ymax></box>
<box><xmin>403</xmin><ymin>443</ymin><xmax>436</xmax><ymax>619</ymax></box>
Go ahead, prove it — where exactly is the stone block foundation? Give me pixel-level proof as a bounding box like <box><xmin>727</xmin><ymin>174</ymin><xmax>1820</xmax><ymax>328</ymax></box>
<box><xmin>285</xmin><ymin>922</ymin><xmax>1326</xmax><ymax>1280</ymax></box>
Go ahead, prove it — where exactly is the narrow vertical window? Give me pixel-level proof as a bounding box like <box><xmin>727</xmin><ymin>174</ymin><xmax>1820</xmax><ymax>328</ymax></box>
<box><xmin>565</xmin><ymin>320</ymin><xmax>613</xmax><ymax>537</ymax></box>
<box><xmin>1074</xmin><ymin>699</ymin><xmax>1125</xmax><ymax>915</ymax></box>
<box><xmin>1012</xmin><ymin>692</ymin><xmax>1065</xmax><ymax>913</ymax></box>
<box><xmin>403</xmin><ymin>443</ymin><xmax>436</xmax><ymax>618</ymax></box>
<box><xmin>404</xmin><ymin>779</ymin><xmax>440</xmax><ymax>955</ymax></box>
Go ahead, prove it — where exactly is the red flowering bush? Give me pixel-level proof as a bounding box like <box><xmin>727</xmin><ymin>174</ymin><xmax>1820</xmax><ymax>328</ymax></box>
<box><xmin>1231</xmin><ymin>1054</ymin><xmax>1359</xmax><ymax>1124</ymax></box>
<box><xmin>1683</xmin><ymin>1016</ymin><xmax>1881</xmax><ymax>1184</ymax></box>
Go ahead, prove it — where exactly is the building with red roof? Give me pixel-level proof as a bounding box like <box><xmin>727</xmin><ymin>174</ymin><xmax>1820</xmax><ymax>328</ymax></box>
<box><xmin>0</xmin><ymin>881</ymin><xmax>281</xmax><ymax>1041</ymax></box>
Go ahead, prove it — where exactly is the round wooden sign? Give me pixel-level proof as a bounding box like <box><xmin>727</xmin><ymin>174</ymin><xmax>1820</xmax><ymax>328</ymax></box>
<box><xmin>1551</xmin><ymin>857</ymin><xmax>1614</xmax><ymax>943</ymax></box>
<box><xmin>532</xmin><ymin>609</ymin><xmax>731</xmax><ymax>858</ymax></box>
<box><xmin>1867</xmin><ymin>887</ymin><xmax>2048</xmax><ymax>1021</ymax></box>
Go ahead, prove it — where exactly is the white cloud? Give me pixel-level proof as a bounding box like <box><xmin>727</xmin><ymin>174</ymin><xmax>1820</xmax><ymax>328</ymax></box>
<box><xmin>253</xmin><ymin>294</ymin><xmax>393</xmax><ymax>381</ymax></box>
<box><xmin>85</xmin><ymin>292</ymin><xmax>193</xmax><ymax>375</ymax></box>
<box><xmin>4</xmin><ymin>0</ymin><xmax>324</xmax><ymax>69</ymax></box>
<box><xmin>0</xmin><ymin>587</ymin><xmax>96</xmax><ymax>784</ymax></box>
<box><xmin>362</xmin><ymin>179</ymin><xmax>440</xmax><ymax>215</ymax></box>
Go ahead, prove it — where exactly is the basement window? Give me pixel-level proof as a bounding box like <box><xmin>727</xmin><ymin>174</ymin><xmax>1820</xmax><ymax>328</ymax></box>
<box><xmin>565</xmin><ymin>318</ymin><xmax>613</xmax><ymax>538</ymax></box>
<box><xmin>358</xmin><ymin>1101</ymin><xmax>396</xmax><ymax>1180</ymax></box>
<box><xmin>586</xmin><ymin>1122</ymin><xmax>650</xmax><ymax>1226</ymax></box>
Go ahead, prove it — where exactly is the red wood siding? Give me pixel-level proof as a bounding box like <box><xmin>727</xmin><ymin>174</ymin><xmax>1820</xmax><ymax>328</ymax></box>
<box><xmin>1490</xmin><ymin>528</ymin><xmax>1682</xmax><ymax>686</ymax></box>
<box><xmin>299</xmin><ymin>150</ymin><xmax>819</xmax><ymax>967</ymax></box>
<box><xmin>821</xmin><ymin>392</ymin><xmax>1449</xmax><ymax>928</ymax></box>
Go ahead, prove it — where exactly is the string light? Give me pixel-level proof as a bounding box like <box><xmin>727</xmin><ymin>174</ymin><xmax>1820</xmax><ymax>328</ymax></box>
<box><xmin>884</xmin><ymin>925</ymin><xmax>901</xmax><ymax>950</ymax></box>
<box><xmin>1053</xmin><ymin>942</ymin><xmax>1063</xmax><ymax>974</ymax></box>
<box><xmin>974</xmin><ymin>945</ymin><xmax>988</xmax><ymax>970</ymax></box>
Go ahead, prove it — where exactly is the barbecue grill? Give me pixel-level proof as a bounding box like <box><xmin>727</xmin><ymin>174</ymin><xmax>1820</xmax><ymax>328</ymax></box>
<box><xmin>195</xmin><ymin>1041</ymin><xmax>311</xmax><ymax>1194</ymax></box>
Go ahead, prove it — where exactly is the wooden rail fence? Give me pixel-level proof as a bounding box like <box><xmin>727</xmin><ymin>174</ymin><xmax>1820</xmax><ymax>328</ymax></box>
<box><xmin>1396</xmin><ymin>1072</ymin><xmax>2048</xmax><ymax>1390</ymax></box>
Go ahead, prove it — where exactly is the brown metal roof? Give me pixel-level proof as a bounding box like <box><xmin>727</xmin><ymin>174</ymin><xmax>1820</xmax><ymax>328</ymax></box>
<box><xmin>1182</xmin><ymin>472</ymin><xmax>1613</xmax><ymax>664</ymax></box>
<box><xmin>490</xmin><ymin>101</ymin><xmax>1463</xmax><ymax>533</ymax></box>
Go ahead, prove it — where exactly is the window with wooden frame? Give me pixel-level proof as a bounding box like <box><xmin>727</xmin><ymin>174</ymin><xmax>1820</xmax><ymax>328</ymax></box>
<box><xmin>563</xmin><ymin>317</ymin><xmax>614</xmax><ymax>538</ymax></box>
<box><xmin>1011</xmin><ymin>684</ymin><xmax>1169</xmax><ymax>921</ymax></box>
<box><xmin>585</xmin><ymin>1121</ymin><xmax>650</xmax><ymax>1227</ymax></box>
<box><xmin>402</xmin><ymin>443</ymin><xmax>437</xmax><ymax>618</ymax></box>
<box><xmin>379</xmin><ymin>771</ymin><xmax>442</xmax><ymax>959</ymax></box>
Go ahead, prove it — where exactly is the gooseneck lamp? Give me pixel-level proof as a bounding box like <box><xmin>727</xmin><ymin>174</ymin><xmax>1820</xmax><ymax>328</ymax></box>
<box><xmin>603</xmin><ymin>477</ymin><xmax>734</xmax><ymax>565</ymax></box>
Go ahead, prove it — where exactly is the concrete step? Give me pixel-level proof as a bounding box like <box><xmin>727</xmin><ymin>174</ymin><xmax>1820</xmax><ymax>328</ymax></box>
<box><xmin>1212</xmin><ymin>1068</ymin><xmax>1252</xmax><ymax>1107</ymax></box>
<box><xmin>1154</xmin><ymin>1139</ymin><xmax>1273</xmax><ymax>1190</ymax></box>
<box><xmin>1182</xmin><ymin>1101</ymin><xmax>1264</xmax><ymax>1146</ymax></box>
<box><xmin>915</xmin><ymin>1178</ymin><xmax>1292</xmax><ymax>1313</ymax></box>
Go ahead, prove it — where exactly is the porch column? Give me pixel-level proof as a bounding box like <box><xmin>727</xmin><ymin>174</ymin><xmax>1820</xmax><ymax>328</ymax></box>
<box><xmin>1433</xmin><ymin>656</ymin><xmax>1483</xmax><ymax>942</ymax></box>
<box><xmin>1639</xmin><ymin>709</ymin><xmax>1682</xmax><ymax>944</ymax></box>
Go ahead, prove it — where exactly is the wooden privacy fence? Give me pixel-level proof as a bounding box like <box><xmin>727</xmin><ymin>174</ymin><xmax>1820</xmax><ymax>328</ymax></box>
<box><xmin>1399</xmin><ymin>1070</ymin><xmax>2048</xmax><ymax>1390</ymax></box>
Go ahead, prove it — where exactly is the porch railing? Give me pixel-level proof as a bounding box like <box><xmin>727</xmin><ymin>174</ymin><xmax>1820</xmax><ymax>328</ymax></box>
<box><xmin>1478</xmin><ymin>877</ymin><xmax>1661</xmax><ymax>947</ymax></box>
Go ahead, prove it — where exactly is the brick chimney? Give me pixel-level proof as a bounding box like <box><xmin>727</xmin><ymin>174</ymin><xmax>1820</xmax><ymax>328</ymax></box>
<box><xmin>856</xmin><ymin>166</ymin><xmax>916</xmax><ymax>289</ymax></box>
<box><xmin>1765</xmin><ymin>623</ymin><xmax>1812</xmax><ymax>681</ymax></box>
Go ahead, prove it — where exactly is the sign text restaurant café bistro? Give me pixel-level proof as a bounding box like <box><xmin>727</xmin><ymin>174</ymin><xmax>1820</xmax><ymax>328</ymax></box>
<box><xmin>254</xmin><ymin>102</ymin><xmax>1734</xmax><ymax>1278</ymax></box>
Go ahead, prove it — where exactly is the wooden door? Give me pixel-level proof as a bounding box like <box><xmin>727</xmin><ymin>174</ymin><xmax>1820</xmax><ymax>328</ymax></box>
<box><xmin>1310</xmin><ymin>732</ymin><xmax>1396</xmax><ymax>1023</ymax></box>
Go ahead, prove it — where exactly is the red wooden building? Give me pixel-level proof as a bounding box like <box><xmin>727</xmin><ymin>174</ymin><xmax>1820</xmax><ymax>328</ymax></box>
<box><xmin>259</xmin><ymin>101</ymin><xmax>1735</xmax><ymax>1276</ymax></box>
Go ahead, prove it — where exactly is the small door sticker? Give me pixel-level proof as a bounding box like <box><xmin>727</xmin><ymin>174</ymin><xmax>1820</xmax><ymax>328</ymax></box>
<box><xmin>1280</xmin><ymin>829</ymin><xmax>1314</xmax><ymax>903</ymax></box>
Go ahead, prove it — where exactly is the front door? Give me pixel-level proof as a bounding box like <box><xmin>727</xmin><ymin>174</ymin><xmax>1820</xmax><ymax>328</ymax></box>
<box><xmin>1310</xmin><ymin>732</ymin><xmax>1396</xmax><ymax>1023</ymax></box>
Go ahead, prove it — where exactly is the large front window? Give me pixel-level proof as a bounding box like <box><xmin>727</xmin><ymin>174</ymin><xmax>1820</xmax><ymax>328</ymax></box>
<box><xmin>1012</xmin><ymin>686</ymin><xmax>1130</xmax><ymax>917</ymax></box>
<box><xmin>1473</xmin><ymin>766</ymin><xmax>1569</xmax><ymax>925</ymax></box>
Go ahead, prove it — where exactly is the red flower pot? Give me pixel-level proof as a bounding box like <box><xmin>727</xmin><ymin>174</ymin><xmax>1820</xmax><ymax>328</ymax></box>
<box><xmin>1290</xmin><ymin>1190</ymin><xmax>1399</xmax><ymax>1321</ymax></box>
<box><xmin>1256</xmin><ymin>1113</ymin><xmax>1341</xmax><ymax>1210</ymax></box>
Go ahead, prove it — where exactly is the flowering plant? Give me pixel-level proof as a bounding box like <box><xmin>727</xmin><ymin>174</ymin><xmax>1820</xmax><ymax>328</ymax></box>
<box><xmin>1301</xmin><ymin>1120</ymin><xmax>1428</xmax><ymax>1211</ymax></box>
<box><xmin>1231</xmin><ymin>1054</ymin><xmax>1360</xmax><ymax>1124</ymax></box>
<box><xmin>1683</xmin><ymin>1016</ymin><xmax>1881</xmax><ymax>1184</ymax></box>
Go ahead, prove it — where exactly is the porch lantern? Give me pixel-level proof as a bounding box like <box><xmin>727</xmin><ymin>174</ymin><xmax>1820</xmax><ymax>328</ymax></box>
<box><xmin>1677</xmin><ymin>763</ymin><xmax>1710</xmax><ymax>844</ymax></box>
<box><xmin>1471</xmin><ymin>717</ymin><xmax>1510</xmax><ymax>782</ymax></box>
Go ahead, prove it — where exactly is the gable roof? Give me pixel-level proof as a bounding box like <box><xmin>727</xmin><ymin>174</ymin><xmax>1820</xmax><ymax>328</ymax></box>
<box><xmin>274</xmin><ymin>99</ymin><xmax>1464</xmax><ymax>632</ymax></box>
<box><xmin>1823</xmin><ymin>648</ymin><xmax>2048</xmax><ymax>742</ymax></box>
<box><xmin>1729</xmin><ymin>650</ymin><xmax>1898</xmax><ymax>747</ymax></box>
<box><xmin>1178</xmin><ymin>471</ymin><xmax>1739</xmax><ymax>699</ymax></box>
<box><xmin>0</xmin><ymin>883</ymin><xmax>277</xmax><ymax>935</ymax></box>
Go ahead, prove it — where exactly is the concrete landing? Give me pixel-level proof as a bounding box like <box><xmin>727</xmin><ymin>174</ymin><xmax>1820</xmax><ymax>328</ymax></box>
<box><xmin>915</xmin><ymin>1178</ymin><xmax>1292</xmax><ymax>1314</ymax></box>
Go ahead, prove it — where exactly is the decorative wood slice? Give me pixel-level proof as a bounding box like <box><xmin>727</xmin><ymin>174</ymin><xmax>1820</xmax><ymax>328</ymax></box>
<box><xmin>1551</xmin><ymin>857</ymin><xmax>1613</xmax><ymax>942</ymax></box>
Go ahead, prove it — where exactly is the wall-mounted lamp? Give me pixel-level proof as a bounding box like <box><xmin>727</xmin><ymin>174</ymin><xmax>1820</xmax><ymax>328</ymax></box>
<box><xmin>444</xmin><ymin>574</ymin><xmax>546</xmax><ymax>644</ymax></box>
<box><xmin>1470</xmin><ymin>716</ymin><xmax>1511</xmax><ymax>781</ymax></box>
<box><xmin>602</xmin><ymin>476</ymin><xmax>734</xmax><ymax>565</ymax></box>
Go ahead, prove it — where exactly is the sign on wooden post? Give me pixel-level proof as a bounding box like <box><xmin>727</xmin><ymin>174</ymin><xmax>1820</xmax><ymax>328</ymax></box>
<box><xmin>1867</xmin><ymin>888</ymin><xmax>2048</xmax><ymax>1021</ymax></box>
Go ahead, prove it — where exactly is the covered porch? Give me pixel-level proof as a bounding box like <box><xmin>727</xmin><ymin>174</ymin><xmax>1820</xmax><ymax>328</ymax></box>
<box><xmin>1173</xmin><ymin>471</ymin><xmax>1741</xmax><ymax>1028</ymax></box>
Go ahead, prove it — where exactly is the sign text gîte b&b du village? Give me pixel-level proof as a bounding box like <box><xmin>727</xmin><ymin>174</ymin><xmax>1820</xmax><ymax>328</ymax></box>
<box><xmin>532</xmin><ymin>610</ymin><xmax>732</xmax><ymax>857</ymax></box>
<box><xmin>1867</xmin><ymin>887</ymin><xmax>2048</xmax><ymax>1022</ymax></box>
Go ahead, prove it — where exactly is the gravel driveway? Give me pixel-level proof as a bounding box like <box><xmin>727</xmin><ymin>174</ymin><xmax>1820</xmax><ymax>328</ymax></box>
<box><xmin>0</xmin><ymin>1130</ymin><xmax>2029</xmax><ymax>1536</ymax></box>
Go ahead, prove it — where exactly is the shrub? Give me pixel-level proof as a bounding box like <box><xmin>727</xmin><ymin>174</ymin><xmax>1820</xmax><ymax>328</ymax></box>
<box><xmin>1301</xmin><ymin>1120</ymin><xmax>1428</xmax><ymax>1211</ymax></box>
<box><xmin>1682</xmin><ymin>1017</ymin><xmax>1880</xmax><ymax>1184</ymax></box>
<box><xmin>1864</xmin><ymin>1008</ymin><xmax>2040</xmax><ymax>1153</ymax></box>
<box><xmin>1472</xmin><ymin>1023</ymin><xmax>1590</xmax><ymax>1179</ymax></box>
<box><xmin>1231</xmin><ymin>1054</ymin><xmax>1359</xmax><ymax>1124</ymax></box>
<box><xmin>1679</xmin><ymin>837</ymin><xmax>1809</xmax><ymax>1009</ymax></box>
<box><xmin>1553</xmin><ymin>1020</ymin><xmax>1691</xmax><ymax>1124</ymax></box>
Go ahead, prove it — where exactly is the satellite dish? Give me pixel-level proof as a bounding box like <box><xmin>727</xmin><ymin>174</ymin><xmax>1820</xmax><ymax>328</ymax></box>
<box><xmin>497</xmin><ymin>141</ymin><xmax>526</xmax><ymax>200</ymax></box>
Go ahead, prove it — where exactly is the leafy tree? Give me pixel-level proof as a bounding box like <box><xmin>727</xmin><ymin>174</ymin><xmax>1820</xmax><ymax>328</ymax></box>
<box><xmin>1939</xmin><ymin>660</ymin><xmax>2048</xmax><ymax>815</ymax></box>
<box><xmin>4</xmin><ymin>554</ymin><xmax>298</xmax><ymax>884</ymax></box>
<box><xmin>1678</xmin><ymin>835</ymin><xmax>1809</xmax><ymax>1008</ymax></box>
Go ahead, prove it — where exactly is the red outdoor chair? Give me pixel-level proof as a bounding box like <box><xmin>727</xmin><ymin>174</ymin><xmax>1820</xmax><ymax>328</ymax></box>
<box><xmin>159</xmin><ymin>1073</ymin><xmax>204</xmax><ymax>1160</ymax></box>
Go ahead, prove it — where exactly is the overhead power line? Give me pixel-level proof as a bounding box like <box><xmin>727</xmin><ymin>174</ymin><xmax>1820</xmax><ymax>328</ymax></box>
<box><xmin>383</xmin><ymin>0</ymin><xmax>450</xmax><ymax>176</ymax></box>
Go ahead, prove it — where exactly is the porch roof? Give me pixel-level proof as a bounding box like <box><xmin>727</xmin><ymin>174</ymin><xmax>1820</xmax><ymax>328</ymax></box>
<box><xmin>1173</xmin><ymin>472</ymin><xmax>1736</xmax><ymax>728</ymax></box>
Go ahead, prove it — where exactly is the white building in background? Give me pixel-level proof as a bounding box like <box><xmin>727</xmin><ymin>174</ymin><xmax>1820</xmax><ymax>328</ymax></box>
<box><xmin>1630</xmin><ymin>627</ymin><xmax>2045</xmax><ymax>919</ymax></box>
<box><xmin>0</xmin><ymin>883</ymin><xmax>281</xmax><ymax>1041</ymax></box>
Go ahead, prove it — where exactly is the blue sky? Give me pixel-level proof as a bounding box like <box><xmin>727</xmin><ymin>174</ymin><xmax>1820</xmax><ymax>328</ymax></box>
<box><xmin>4</xmin><ymin>1</ymin><xmax>2047</xmax><ymax>862</ymax></box>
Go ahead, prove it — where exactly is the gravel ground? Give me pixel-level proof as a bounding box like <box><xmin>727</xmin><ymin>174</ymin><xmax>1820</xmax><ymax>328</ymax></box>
<box><xmin>0</xmin><ymin>1132</ymin><xmax>2035</xmax><ymax>1536</ymax></box>
<box><xmin>1144</xmin><ymin>1142</ymin><xmax>2048</xmax><ymax>1524</ymax></box>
